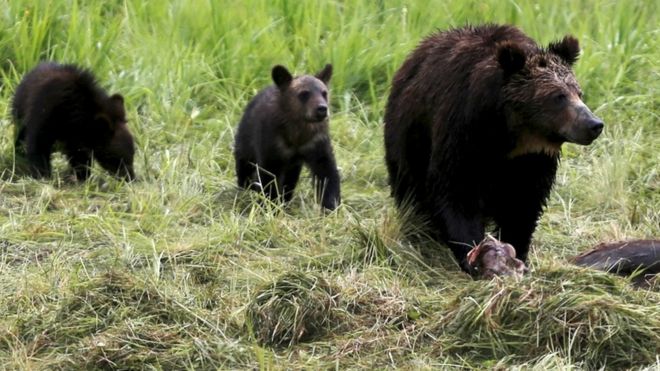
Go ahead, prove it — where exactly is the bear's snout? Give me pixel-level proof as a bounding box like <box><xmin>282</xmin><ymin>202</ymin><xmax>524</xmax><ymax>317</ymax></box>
<box><xmin>585</xmin><ymin>116</ymin><xmax>604</xmax><ymax>137</ymax></box>
<box><xmin>313</xmin><ymin>104</ymin><xmax>328</xmax><ymax>121</ymax></box>
<box><xmin>574</xmin><ymin>105</ymin><xmax>604</xmax><ymax>144</ymax></box>
<box><xmin>563</xmin><ymin>103</ymin><xmax>604</xmax><ymax>145</ymax></box>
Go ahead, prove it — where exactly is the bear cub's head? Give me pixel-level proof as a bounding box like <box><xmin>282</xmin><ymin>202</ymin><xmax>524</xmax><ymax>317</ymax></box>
<box><xmin>498</xmin><ymin>36</ymin><xmax>604</xmax><ymax>152</ymax></box>
<box><xmin>93</xmin><ymin>93</ymin><xmax>136</xmax><ymax>180</ymax></box>
<box><xmin>272</xmin><ymin>64</ymin><xmax>332</xmax><ymax>123</ymax></box>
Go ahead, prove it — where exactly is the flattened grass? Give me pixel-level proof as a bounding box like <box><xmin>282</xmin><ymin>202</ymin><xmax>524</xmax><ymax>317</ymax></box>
<box><xmin>439</xmin><ymin>266</ymin><xmax>660</xmax><ymax>368</ymax></box>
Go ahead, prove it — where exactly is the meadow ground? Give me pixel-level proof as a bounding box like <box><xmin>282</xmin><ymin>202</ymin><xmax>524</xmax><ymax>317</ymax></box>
<box><xmin>0</xmin><ymin>0</ymin><xmax>658</xmax><ymax>369</ymax></box>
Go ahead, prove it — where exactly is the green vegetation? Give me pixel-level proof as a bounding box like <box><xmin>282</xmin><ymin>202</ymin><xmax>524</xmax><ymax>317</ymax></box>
<box><xmin>0</xmin><ymin>0</ymin><xmax>658</xmax><ymax>369</ymax></box>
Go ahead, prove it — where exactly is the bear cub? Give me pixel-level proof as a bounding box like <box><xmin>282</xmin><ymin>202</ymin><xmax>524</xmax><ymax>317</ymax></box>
<box><xmin>234</xmin><ymin>64</ymin><xmax>340</xmax><ymax>210</ymax></box>
<box><xmin>12</xmin><ymin>62</ymin><xmax>135</xmax><ymax>180</ymax></box>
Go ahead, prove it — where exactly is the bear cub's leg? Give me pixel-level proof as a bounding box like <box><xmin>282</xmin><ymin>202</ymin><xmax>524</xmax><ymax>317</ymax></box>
<box><xmin>65</xmin><ymin>147</ymin><xmax>93</xmax><ymax>181</ymax></box>
<box><xmin>280</xmin><ymin>162</ymin><xmax>303</xmax><ymax>203</ymax></box>
<box><xmin>236</xmin><ymin>157</ymin><xmax>256</xmax><ymax>189</ymax></box>
<box><xmin>304</xmin><ymin>141</ymin><xmax>341</xmax><ymax>211</ymax></box>
<box><xmin>24</xmin><ymin>127</ymin><xmax>54</xmax><ymax>178</ymax></box>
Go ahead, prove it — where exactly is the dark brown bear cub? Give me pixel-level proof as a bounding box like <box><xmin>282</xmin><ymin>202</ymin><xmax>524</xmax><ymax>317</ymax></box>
<box><xmin>234</xmin><ymin>64</ymin><xmax>340</xmax><ymax>210</ymax></box>
<box><xmin>12</xmin><ymin>62</ymin><xmax>135</xmax><ymax>180</ymax></box>
<box><xmin>384</xmin><ymin>24</ymin><xmax>604</xmax><ymax>274</ymax></box>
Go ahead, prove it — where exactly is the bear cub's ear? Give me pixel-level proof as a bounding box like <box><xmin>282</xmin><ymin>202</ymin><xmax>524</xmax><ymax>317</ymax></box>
<box><xmin>109</xmin><ymin>94</ymin><xmax>125</xmax><ymax>116</ymax></box>
<box><xmin>549</xmin><ymin>35</ymin><xmax>580</xmax><ymax>65</ymax></box>
<box><xmin>94</xmin><ymin>113</ymin><xmax>115</xmax><ymax>133</ymax></box>
<box><xmin>97</xmin><ymin>94</ymin><xmax>126</xmax><ymax>132</ymax></box>
<box><xmin>315</xmin><ymin>64</ymin><xmax>333</xmax><ymax>84</ymax></box>
<box><xmin>272</xmin><ymin>65</ymin><xmax>293</xmax><ymax>88</ymax></box>
<box><xmin>496</xmin><ymin>41</ymin><xmax>527</xmax><ymax>75</ymax></box>
<box><xmin>110</xmin><ymin>93</ymin><xmax>124</xmax><ymax>105</ymax></box>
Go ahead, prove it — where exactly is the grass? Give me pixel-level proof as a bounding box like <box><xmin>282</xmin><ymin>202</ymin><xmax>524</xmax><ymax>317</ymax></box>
<box><xmin>0</xmin><ymin>0</ymin><xmax>658</xmax><ymax>369</ymax></box>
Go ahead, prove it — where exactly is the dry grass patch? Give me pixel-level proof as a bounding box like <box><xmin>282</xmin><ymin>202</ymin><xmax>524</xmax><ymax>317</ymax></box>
<box><xmin>437</xmin><ymin>265</ymin><xmax>660</xmax><ymax>369</ymax></box>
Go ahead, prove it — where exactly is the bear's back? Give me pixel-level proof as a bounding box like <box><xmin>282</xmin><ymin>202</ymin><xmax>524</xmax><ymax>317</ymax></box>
<box><xmin>12</xmin><ymin>62</ymin><xmax>100</xmax><ymax>124</ymax></box>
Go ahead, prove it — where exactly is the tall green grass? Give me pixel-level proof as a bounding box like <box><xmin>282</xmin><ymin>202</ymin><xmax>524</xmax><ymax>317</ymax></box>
<box><xmin>0</xmin><ymin>0</ymin><xmax>658</xmax><ymax>369</ymax></box>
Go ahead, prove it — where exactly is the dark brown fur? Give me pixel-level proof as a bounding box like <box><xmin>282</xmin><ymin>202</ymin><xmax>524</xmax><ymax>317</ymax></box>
<box><xmin>234</xmin><ymin>64</ymin><xmax>340</xmax><ymax>210</ymax></box>
<box><xmin>12</xmin><ymin>62</ymin><xmax>135</xmax><ymax>180</ymax></box>
<box><xmin>573</xmin><ymin>239</ymin><xmax>660</xmax><ymax>276</ymax></box>
<box><xmin>384</xmin><ymin>24</ymin><xmax>603</xmax><ymax>273</ymax></box>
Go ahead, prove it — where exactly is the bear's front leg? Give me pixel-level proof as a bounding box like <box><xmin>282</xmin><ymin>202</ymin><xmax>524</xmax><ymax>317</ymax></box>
<box><xmin>235</xmin><ymin>157</ymin><xmax>256</xmax><ymax>189</ymax></box>
<box><xmin>25</xmin><ymin>130</ymin><xmax>54</xmax><ymax>178</ymax></box>
<box><xmin>495</xmin><ymin>207</ymin><xmax>541</xmax><ymax>263</ymax></box>
<box><xmin>66</xmin><ymin>148</ymin><xmax>93</xmax><ymax>181</ymax></box>
<box><xmin>280</xmin><ymin>162</ymin><xmax>303</xmax><ymax>203</ymax></box>
<box><xmin>304</xmin><ymin>141</ymin><xmax>341</xmax><ymax>211</ymax></box>
<box><xmin>434</xmin><ymin>204</ymin><xmax>485</xmax><ymax>274</ymax></box>
<box><xmin>492</xmin><ymin>154</ymin><xmax>558</xmax><ymax>263</ymax></box>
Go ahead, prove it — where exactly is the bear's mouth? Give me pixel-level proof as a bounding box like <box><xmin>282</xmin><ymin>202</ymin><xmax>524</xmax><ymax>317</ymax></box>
<box><xmin>306</xmin><ymin>115</ymin><xmax>328</xmax><ymax>123</ymax></box>
<box><xmin>560</xmin><ymin>123</ymin><xmax>603</xmax><ymax>145</ymax></box>
<box><xmin>565</xmin><ymin>134</ymin><xmax>598</xmax><ymax>145</ymax></box>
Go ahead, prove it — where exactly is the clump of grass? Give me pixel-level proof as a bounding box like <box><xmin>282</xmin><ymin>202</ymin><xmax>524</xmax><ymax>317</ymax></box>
<box><xmin>437</xmin><ymin>265</ymin><xmax>660</xmax><ymax>369</ymax></box>
<box><xmin>1</xmin><ymin>269</ymin><xmax>248</xmax><ymax>369</ymax></box>
<box><xmin>68</xmin><ymin>321</ymin><xmax>252</xmax><ymax>370</ymax></box>
<box><xmin>353</xmin><ymin>222</ymin><xmax>399</xmax><ymax>266</ymax></box>
<box><xmin>341</xmin><ymin>280</ymin><xmax>417</xmax><ymax>331</ymax></box>
<box><xmin>8</xmin><ymin>270</ymin><xmax>185</xmax><ymax>350</ymax></box>
<box><xmin>245</xmin><ymin>272</ymin><xmax>338</xmax><ymax>348</ymax></box>
<box><xmin>347</xmin><ymin>205</ymin><xmax>451</xmax><ymax>276</ymax></box>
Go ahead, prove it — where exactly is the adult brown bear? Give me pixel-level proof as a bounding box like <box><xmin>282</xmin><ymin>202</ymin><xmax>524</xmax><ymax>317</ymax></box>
<box><xmin>384</xmin><ymin>24</ymin><xmax>604</xmax><ymax>273</ymax></box>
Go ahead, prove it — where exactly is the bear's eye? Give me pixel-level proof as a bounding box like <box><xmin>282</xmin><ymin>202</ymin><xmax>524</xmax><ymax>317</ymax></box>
<box><xmin>577</xmin><ymin>91</ymin><xmax>584</xmax><ymax>99</ymax></box>
<box><xmin>553</xmin><ymin>93</ymin><xmax>567</xmax><ymax>104</ymax></box>
<box><xmin>298</xmin><ymin>91</ymin><xmax>311</xmax><ymax>102</ymax></box>
<box><xmin>321</xmin><ymin>90</ymin><xmax>328</xmax><ymax>99</ymax></box>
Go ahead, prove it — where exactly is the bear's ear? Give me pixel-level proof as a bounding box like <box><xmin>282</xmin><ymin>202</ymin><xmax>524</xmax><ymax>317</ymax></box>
<box><xmin>94</xmin><ymin>113</ymin><xmax>116</xmax><ymax>133</ymax></box>
<box><xmin>272</xmin><ymin>65</ymin><xmax>293</xmax><ymax>88</ymax></box>
<box><xmin>496</xmin><ymin>41</ymin><xmax>527</xmax><ymax>75</ymax></box>
<box><xmin>106</xmin><ymin>93</ymin><xmax>127</xmax><ymax>127</ymax></box>
<box><xmin>549</xmin><ymin>35</ymin><xmax>580</xmax><ymax>65</ymax></box>
<box><xmin>110</xmin><ymin>93</ymin><xmax>124</xmax><ymax>105</ymax></box>
<box><xmin>109</xmin><ymin>94</ymin><xmax>125</xmax><ymax>115</ymax></box>
<box><xmin>315</xmin><ymin>64</ymin><xmax>333</xmax><ymax>84</ymax></box>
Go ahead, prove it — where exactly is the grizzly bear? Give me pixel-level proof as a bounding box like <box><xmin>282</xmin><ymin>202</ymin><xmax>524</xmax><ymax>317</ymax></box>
<box><xmin>384</xmin><ymin>24</ymin><xmax>604</xmax><ymax>273</ymax></box>
<box><xmin>234</xmin><ymin>64</ymin><xmax>340</xmax><ymax>210</ymax></box>
<box><xmin>12</xmin><ymin>62</ymin><xmax>135</xmax><ymax>180</ymax></box>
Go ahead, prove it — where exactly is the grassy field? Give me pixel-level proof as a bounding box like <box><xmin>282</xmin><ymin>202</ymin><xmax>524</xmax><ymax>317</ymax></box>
<box><xmin>0</xmin><ymin>0</ymin><xmax>658</xmax><ymax>369</ymax></box>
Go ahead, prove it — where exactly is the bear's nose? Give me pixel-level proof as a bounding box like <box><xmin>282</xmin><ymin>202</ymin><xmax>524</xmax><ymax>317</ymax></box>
<box><xmin>587</xmin><ymin>118</ymin><xmax>604</xmax><ymax>136</ymax></box>
<box><xmin>316</xmin><ymin>105</ymin><xmax>328</xmax><ymax>117</ymax></box>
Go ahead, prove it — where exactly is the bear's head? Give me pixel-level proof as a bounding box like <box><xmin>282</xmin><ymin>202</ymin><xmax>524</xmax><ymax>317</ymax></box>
<box><xmin>94</xmin><ymin>93</ymin><xmax>136</xmax><ymax>180</ymax></box>
<box><xmin>498</xmin><ymin>36</ymin><xmax>604</xmax><ymax>156</ymax></box>
<box><xmin>272</xmin><ymin>64</ymin><xmax>332</xmax><ymax>124</ymax></box>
